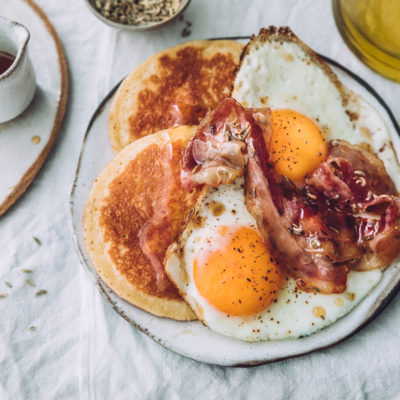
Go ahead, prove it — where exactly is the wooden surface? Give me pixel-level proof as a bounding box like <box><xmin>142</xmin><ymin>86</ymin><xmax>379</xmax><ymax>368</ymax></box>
<box><xmin>0</xmin><ymin>0</ymin><xmax>68</xmax><ymax>217</ymax></box>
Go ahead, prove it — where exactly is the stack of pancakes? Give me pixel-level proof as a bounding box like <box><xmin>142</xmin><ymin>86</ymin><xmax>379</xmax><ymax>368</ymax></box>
<box><xmin>84</xmin><ymin>40</ymin><xmax>243</xmax><ymax>320</ymax></box>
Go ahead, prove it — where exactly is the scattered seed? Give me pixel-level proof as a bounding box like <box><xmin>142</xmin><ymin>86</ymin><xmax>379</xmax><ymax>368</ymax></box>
<box><xmin>354</xmin><ymin>170</ymin><xmax>365</xmax><ymax>177</ymax></box>
<box><xmin>328</xmin><ymin>225</ymin><xmax>340</xmax><ymax>234</ymax></box>
<box><xmin>0</xmin><ymin>293</ymin><xmax>7</xmax><ymax>299</ymax></box>
<box><xmin>31</xmin><ymin>136</ymin><xmax>41</xmax><ymax>145</ymax></box>
<box><xmin>33</xmin><ymin>236</ymin><xmax>41</xmax><ymax>246</ymax></box>
<box><xmin>241</xmin><ymin>123</ymin><xmax>251</xmax><ymax>140</ymax></box>
<box><xmin>290</xmin><ymin>224</ymin><xmax>303</xmax><ymax>235</ymax></box>
<box><xmin>307</xmin><ymin>191</ymin><xmax>317</xmax><ymax>200</ymax></box>
<box><xmin>181</xmin><ymin>25</ymin><xmax>191</xmax><ymax>37</ymax></box>
<box><xmin>35</xmin><ymin>290</ymin><xmax>47</xmax><ymax>297</ymax></box>
<box><xmin>29</xmin><ymin>326</ymin><xmax>36</xmax><ymax>331</ymax></box>
<box><xmin>22</xmin><ymin>269</ymin><xmax>33</xmax><ymax>274</ymax></box>
<box><xmin>348</xmin><ymin>258</ymin><xmax>359</xmax><ymax>266</ymax></box>
<box><xmin>311</xmin><ymin>238</ymin><xmax>321</xmax><ymax>248</ymax></box>
<box><xmin>355</xmin><ymin>177</ymin><xmax>366</xmax><ymax>187</ymax></box>
<box><xmin>283</xmin><ymin>176</ymin><xmax>295</xmax><ymax>188</ymax></box>
<box><xmin>25</xmin><ymin>279</ymin><xmax>36</xmax><ymax>287</ymax></box>
<box><xmin>4</xmin><ymin>281</ymin><xmax>12</xmax><ymax>288</ymax></box>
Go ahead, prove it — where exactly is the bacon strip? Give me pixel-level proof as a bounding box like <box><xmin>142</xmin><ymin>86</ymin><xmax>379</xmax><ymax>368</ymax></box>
<box><xmin>181</xmin><ymin>98</ymin><xmax>271</xmax><ymax>190</ymax></box>
<box><xmin>306</xmin><ymin>161</ymin><xmax>353</xmax><ymax>201</ymax></box>
<box><xmin>245</xmin><ymin>127</ymin><xmax>348</xmax><ymax>293</ymax></box>
<box><xmin>329</xmin><ymin>140</ymin><xmax>397</xmax><ymax>195</ymax></box>
<box><xmin>137</xmin><ymin>140</ymin><xmax>175</xmax><ymax>291</ymax></box>
<box><xmin>307</xmin><ymin>140</ymin><xmax>400</xmax><ymax>271</ymax></box>
<box><xmin>355</xmin><ymin>196</ymin><xmax>400</xmax><ymax>270</ymax></box>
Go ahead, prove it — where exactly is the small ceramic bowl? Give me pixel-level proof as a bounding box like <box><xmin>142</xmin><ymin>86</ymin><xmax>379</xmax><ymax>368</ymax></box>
<box><xmin>84</xmin><ymin>0</ymin><xmax>191</xmax><ymax>31</ymax></box>
<box><xmin>0</xmin><ymin>17</ymin><xmax>36</xmax><ymax>123</ymax></box>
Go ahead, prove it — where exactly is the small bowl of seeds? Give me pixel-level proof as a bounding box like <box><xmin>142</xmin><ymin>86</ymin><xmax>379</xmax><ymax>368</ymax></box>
<box><xmin>85</xmin><ymin>0</ymin><xmax>190</xmax><ymax>31</ymax></box>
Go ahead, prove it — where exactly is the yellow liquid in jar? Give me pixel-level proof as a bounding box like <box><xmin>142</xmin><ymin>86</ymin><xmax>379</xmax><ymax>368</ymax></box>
<box><xmin>332</xmin><ymin>0</ymin><xmax>400</xmax><ymax>82</ymax></box>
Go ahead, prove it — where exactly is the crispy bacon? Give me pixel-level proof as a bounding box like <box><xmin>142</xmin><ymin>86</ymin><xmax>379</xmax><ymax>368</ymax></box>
<box><xmin>181</xmin><ymin>100</ymin><xmax>400</xmax><ymax>294</ymax></box>
<box><xmin>355</xmin><ymin>196</ymin><xmax>400</xmax><ymax>270</ymax></box>
<box><xmin>181</xmin><ymin>98</ymin><xmax>271</xmax><ymax>190</ymax></box>
<box><xmin>307</xmin><ymin>140</ymin><xmax>400</xmax><ymax>271</ymax></box>
<box><xmin>329</xmin><ymin>140</ymin><xmax>397</xmax><ymax>195</ymax></box>
<box><xmin>306</xmin><ymin>161</ymin><xmax>353</xmax><ymax>201</ymax></box>
<box><xmin>245</xmin><ymin>124</ymin><xmax>348</xmax><ymax>293</ymax></box>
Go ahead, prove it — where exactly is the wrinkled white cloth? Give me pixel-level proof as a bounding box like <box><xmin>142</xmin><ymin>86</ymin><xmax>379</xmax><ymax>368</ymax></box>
<box><xmin>1</xmin><ymin>0</ymin><xmax>400</xmax><ymax>399</ymax></box>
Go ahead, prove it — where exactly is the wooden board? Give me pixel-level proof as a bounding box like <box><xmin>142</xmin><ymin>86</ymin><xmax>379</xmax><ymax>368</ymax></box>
<box><xmin>0</xmin><ymin>0</ymin><xmax>68</xmax><ymax>216</ymax></box>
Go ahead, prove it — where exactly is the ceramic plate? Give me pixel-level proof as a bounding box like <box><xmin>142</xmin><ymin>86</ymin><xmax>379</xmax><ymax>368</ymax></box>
<box><xmin>0</xmin><ymin>0</ymin><xmax>68</xmax><ymax>216</ymax></box>
<box><xmin>69</xmin><ymin>42</ymin><xmax>400</xmax><ymax>366</ymax></box>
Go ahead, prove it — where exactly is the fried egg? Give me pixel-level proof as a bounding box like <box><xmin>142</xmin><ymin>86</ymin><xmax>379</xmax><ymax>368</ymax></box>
<box><xmin>165</xmin><ymin>179</ymin><xmax>382</xmax><ymax>341</ymax></box>
<box><xmin>166</xmin><ymin>28</ymin><xmax>400</xmax><ymax>342</ymax></box>
<box><xmin>232</xmin><ymin>27</ymin><xmax>400</xmax><ymax>189</ymax></box>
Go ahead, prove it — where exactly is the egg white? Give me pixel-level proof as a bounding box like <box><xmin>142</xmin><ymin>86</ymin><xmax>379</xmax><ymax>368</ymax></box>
<box><xmin>165</xmin><ymin>179</ymin><xmax>382</xmax><ymax>342</ymax></box>
<box><xmin>232</xmin><ymin>38</ymin><xmax>400</xmax><ymax>190</ymax></box>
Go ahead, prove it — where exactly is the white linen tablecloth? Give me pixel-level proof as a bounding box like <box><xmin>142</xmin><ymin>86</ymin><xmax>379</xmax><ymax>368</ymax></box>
<box><xmin>1</xmin><ymin>1</ymin><xmax>400</xmax><ymax>399</ymax></box>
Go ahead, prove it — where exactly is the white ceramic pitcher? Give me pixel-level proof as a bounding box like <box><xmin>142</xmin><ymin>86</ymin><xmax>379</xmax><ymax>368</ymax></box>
<box><xmin>0</xmin><ymin>16</ymin><xmax>36</xmax><ymax>123</ymax></box>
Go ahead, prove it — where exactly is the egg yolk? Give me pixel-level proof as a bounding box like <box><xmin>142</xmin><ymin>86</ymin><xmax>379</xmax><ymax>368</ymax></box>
<box><xmin>193</xmin><ymin>226</ymin><xmax>282</xmax><ymax>316</ymax></box>
<box><xmin>269</xmin><ymin>109</ymin><xmax>327</xmax><ymax>182</ymax></box>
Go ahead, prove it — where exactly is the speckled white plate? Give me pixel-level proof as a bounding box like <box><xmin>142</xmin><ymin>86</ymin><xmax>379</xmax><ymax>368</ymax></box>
<box><xmin>69</xmin><ymin>45</ymin><xmax>400</xmax><ymax>366</ymax></box>
<box><xmin>0</xmin><ymin>0</ymin><xmax>68</xmax><ymax>216</ymax></box>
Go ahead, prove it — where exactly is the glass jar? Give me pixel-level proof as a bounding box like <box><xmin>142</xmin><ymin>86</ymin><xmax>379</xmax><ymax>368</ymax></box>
<box><xmin>332</xmin><ymin>0</ymin><xmax>400</xmax><ymax>82</ymax></box>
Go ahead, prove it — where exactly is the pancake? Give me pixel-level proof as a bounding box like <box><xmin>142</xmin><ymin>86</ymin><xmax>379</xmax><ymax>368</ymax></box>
<box><xmin>109</xmin><ymin>40</ymin><xmax>244</xmax><ymax>153</ymax></box>
<box><xmin>83</xmin><ymin>125</ymin><xmax>201</xmax><ymax>320</ymax></box>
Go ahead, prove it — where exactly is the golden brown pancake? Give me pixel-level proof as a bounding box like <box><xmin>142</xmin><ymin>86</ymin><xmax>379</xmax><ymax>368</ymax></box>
<box><xmin>83</xmin><ymin>125</ymin><xmax>201</xmax><ymax>320</ymax></box>
<box><xmin>109</xmin><ymin>40</ymin><xmax>244</xmax><ymax>153</ymax></box>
